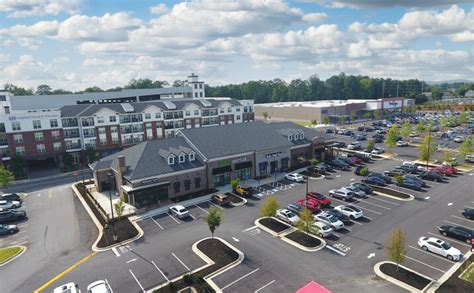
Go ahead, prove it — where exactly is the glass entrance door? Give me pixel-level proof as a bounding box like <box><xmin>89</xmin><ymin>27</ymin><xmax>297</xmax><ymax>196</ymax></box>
<box><xmin>270</xmin><ymin>161</ymin><xmax>278</xmax><ymax>173</ymax></box>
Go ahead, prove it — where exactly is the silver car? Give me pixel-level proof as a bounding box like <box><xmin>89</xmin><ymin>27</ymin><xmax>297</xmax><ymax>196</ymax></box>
<box><xmin>0</xmin><ymin>200</ymin><xmax>21</xmax><ymax>209</ymax></box>
<box><xmin>329</xmin><ymin>189</ymin><xmax>354</xmax><ymax>201</ymax></box>
<box><xmin>342</xmin><ymin>186</ymin><xmax>367</xmax><ymax>198</ymax></box>
<box><xmin>314</xmin><ymin>212</ymin><xmax>344</xmax><ymax>230</ymax></box>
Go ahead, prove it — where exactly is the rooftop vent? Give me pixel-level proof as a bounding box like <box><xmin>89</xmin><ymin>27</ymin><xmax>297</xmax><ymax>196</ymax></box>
<box><xmin>199</xmin><ymin>100</ymin><xmax>212</xmax><ymax>107</ymax></box>
<box><xmin>121</xmin><ymin>103</ymin><xmax>134</xmax><ymax>113</ymax></box>
<box><xmin>162</xmin><ymin>100</ymin><xmax>176</xmax><ymax>110</ymax></box>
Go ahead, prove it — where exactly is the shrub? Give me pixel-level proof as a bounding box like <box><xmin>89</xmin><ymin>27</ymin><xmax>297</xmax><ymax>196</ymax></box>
<box><xmin>183</xmin><ymin>273</ymin><xmax>193</xmax><ymax>285</ymax></box>
<box><xmin>359</xmin><ymin>167</ymin><xmax>369</xmax><ymax>176</ymax></box>
<box><xmin>168</xmin><ymin>281</ymin><xmax>177</xmax><ymax>292</ymax></box>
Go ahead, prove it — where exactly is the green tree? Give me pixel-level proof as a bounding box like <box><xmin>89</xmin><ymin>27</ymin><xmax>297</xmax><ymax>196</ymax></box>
<box><xmin>373</xmin><ymin>109</ymin><xmax>380</xmax><ymax>119</ymax></box>
<box><xmin>83</xmin><ymin>86</ymin><xmax>104</xmax><ymax>93</ymax></box>
<box><xmin>262</xmin><ymin>112</ymin><xmax>269</xmax><ymax>121</ymax></box>
<box><xmin>400</xmin><ymin>121</ymin><xmax>411</xmax><ymax>141</ymax></box>
<box><xmin>297</xmin><ymin>208</ymin><xmax>317</xmax><ymax>239</ymax></box>
<box><xmin>206</xmin><ymin>207</ymin><xmax>221</xmax><ymax>238</ymax></box>
<box><xmin>386</xmin><ymin>227</ymin><xmax>407</xmax><ymax>271</ymax></box>
<box><xmin>9</xmin><ymin>155</ymin><xmax>27</xmax><ymax>179</ymax></box>
<box><xmin>459</xmin><ymin>136</ymin><xmax>473</xmax><ymax>157</ymax></box>
<box><xmin>35</xmin><ymin>84</ymin><xmax>52</xmax><ymax>95</ymax></box>
<box><xmin>0</xmin><ymin>166</ymin><xmax>14</xmax><ymax>189</ymax></box>
<box><xmin>4</xmin><ymin>84</ymin><xmax>34</xmax><ymax>95</ymax></box>
<box><xmin>458</xmin><ymin>111</ymin><xmax>470</xmax><ymax>126</ymax></box>
<box><xmin>359</xmin><ymin>167</ymin><xmax>369</xmax><ymax>176</ymax></box>
<box><xmin>340</xmin><ymin>116</ymin><xmax>347</xmax><ymax>125</ymax></box>
<box><xmin>230</xmin><ymin>178</ymin><xmax>240</xmax><ymax>192</ymax></box>
<box><xmin>114</xmin><ymin>198</ymin><xmax>125</xmax><ymax>218</ymax></box>
<box><xmin>364</xmin><ymin>112</ymin><xmax>371</xmax><ymax>120</ymax></box>
<box><xmin>385</xmin><ymin>125</ymin><xmax>400</xmax><ymax>148</ymax></box>
<box><xmin>311</xmin><ymin>119</ymin><xmax>318</xmax><ymax>126</ymax></box>
<box><xmin>309</xmin><ymin>159</ymin><xmax>319</xmax><ymax>166</ymax></box>
<box><xmin>85</xmin><ymin>148</ymin><xmax>98</xmax><ymax>163</ymax></box>
<box><xmin>367</xmin><ymin>139</ymin><xmax>375</xmax><ymax>151</ymax></box>
<box><xmin>260</xmin><ymin>196</ymin><xmax>280</xmax><ymax>217</ymax></box>
<box><xmin>439</xmin><ymin>116</ymin><xmax>447</xmax><ymax>132</ymax></box>
<box><xmin>61</xmin><ymin>152</ymin><xmax>74</xmax><ymax>171</ymax></box>
<box><xmin>322</xmin><ymin>116</ymin><xmax>330</xmax><ymax>125</ymax></box>
<box><xmin>394</xmin><ymin>175</ymin><xmax>404</xmax><ymax>187</ymax></box>
<box><xmin>416</xmin><ymin>119</ymin><xmax>427</xmax><ymax>133</ymax></box>
<box><xmin>418</xmin><ymin>134</ymin><xmax>438</xmax><ymax>162</ymax></box>
<box><xmin>350</xmin><ymin>112</ymin><xmax>357</xmax><ymax>122</ymax></box>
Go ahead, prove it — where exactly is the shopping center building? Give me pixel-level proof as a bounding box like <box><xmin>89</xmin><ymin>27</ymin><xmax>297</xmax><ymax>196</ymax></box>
<box><xmin>91</xmin><ymin>121</ymin><xmax>331</xmax><ymax>208</ymax></box>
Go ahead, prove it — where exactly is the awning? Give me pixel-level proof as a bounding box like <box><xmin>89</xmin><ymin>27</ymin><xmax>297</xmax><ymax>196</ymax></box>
<box><xmin>212</xmin><ymin>165</ymin><xmax>232</xmax><ymax>175</ymax></box>
<box><xmin>235</xmin><ymin>161</ymin><xmax>252</xmax><ymax>170</ymax></box>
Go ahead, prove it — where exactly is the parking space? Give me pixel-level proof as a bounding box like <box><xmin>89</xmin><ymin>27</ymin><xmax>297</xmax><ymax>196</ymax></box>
<box><xmin>0</xmin><ymin>193</ymin><xmax>29</xmax><ymax>249</ymax></box>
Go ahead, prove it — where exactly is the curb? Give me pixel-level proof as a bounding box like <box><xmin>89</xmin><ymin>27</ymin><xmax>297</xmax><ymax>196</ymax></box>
<box><xmin>255</xmin><ymin>217</ymin><xmax>292</xmax><ymax>237</ymax></box>
<box><xmin>71</xmin><ymin>183</ymin><xmax>144</xmax><ymax>252</ymax></box>
<box><xmin>229</xmin><ymin>193</ymin><xmax>247</xmax><ymax>207</ymax></box>
<box><xmin>373</xmin><ymin>191</ymin><xmax>414</xmax><ymax>202</ymax></box>
<box><xmin>280</xmin><ymin>230</ymin><xmax>326</xmax><ymax>252</ymax></box>
<box><xmin>0</xmin><ymin>245</ymin><xmax>27</xmax><ymax>267</ymax></box>
<box><xmin>146</xmin><ymin>237</ymin><xmax>244</xmax><ymax>293</ymax></box>
<box><xmin>374</xmin><ymin>261</ymin><xmax>434</xmax><ymax>293</ymax></box>
<box><xmin>425</xmin><ymin>250</ymin><xmax>473</xmax><ymax>293</ymax></box>
<box><xmin>308</xmin><ymin>175</ymin><xmax>326</xmax><ymax>180</ymax></box>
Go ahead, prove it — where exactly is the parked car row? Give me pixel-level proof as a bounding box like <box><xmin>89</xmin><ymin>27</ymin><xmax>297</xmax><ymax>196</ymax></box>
<box><xmin>0</xmin><ymin>193</ymin><xmax>27</xmax><ymax>238</ymax></box>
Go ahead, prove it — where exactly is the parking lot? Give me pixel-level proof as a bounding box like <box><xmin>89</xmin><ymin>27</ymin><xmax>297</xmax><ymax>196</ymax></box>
<box><xmin>0</xmin><ymin>193</ymin><xmax>29</xmax><ymax>249</ymax></box>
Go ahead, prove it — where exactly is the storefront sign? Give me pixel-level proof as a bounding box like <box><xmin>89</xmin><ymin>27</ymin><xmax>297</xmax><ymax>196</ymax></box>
<box><xmin>218</xmin><ymin>156</ymin><xmax>247</xmax><ymax>167</ymax></box>
<box><xmin>135</xmin><ymin>177</ymin><xmax>161</xmax><ymax>187</ymax></box>
<box><xmin>383</xmin><ymin>100</ymin><xmax>402</xmax><ymax>109</ymax></box>
<box><xmin>265</xmin><ymin>151</ymin><xmax>283</xmax><ymax>159</ymax></box>
<box><xmin>231</xmin><ymin>157</ymin><xmax>247</xmax><ymax>164</ymax></box>
<box><xmin>218</xmin><ymin>159</ymin><xmax>231</xmax><ymax>167</ymax></box>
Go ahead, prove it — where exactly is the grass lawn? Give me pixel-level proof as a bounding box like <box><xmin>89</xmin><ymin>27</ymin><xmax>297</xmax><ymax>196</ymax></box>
<box><xmin>460</xmin><ymin>262</ymin><xmax>474</xmax><ymax>284</ymax></box>
<box><xmin>295</xmin><ymin>121</ymin><xmax>312</xmax><ymax>127</ymax></box>
<box><xmin>0</xmin><ymin>246</ymin><xmax>23</xmax><ymax>265</ymax></box>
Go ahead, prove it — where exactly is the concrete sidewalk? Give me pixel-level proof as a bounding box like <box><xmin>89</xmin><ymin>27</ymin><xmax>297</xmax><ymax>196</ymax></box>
<box><xmin>87</xmin><ymin>184</ymin><xmax>136</xmax><ymax>218</ymax></box>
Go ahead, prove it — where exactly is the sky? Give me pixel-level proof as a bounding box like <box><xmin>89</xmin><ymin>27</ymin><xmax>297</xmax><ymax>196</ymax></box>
<box><xmin>0</xmin><ymin>0</ymin><xmax>473</xmax><ymax>91</ymax></box>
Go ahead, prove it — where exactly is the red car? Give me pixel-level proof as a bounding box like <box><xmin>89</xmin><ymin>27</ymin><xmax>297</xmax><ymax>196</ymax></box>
<box><xmin>441</xmin><ymin>165</ymin><xmax>457</xmax><ymax>174</ymax></box>
<box><xmin>430</xmin><ymin>166</ymin><xmax>453</xmax><ymax>176</ymax></box>
<box><xmin>349</xmin><ymin>156</ymin><xmax>362</xmax><ymax>164</ymax></box>
<box><xmin>306</xmin><ymin>192</ymin><xmax>332</xmax><ymax>206</ymax></box>
<box><xmin>296</xmin><ymin>199</ymin><xmax>321</xmax><ymax>213</ymax></box>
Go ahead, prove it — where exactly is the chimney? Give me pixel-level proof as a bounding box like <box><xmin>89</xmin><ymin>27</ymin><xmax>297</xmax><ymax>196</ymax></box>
<box><xmin>116</xmin><ymin>155</ymin><xmax>126</xmax><ymax>201</ymax></box>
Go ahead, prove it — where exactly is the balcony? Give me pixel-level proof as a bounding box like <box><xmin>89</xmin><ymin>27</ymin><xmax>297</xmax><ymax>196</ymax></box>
<box><xmin>81</xmin><ymin>121</ymin><xmax>95</xmax><ymax>127</ymax></box>
<box><xmin>120</xmin><ymin>126</ymin><xmax>132</xmax><ymax>134</ymax></box>
<box><xmin>64</xmin><ymin>131</ymin><xmax>80</xmax><ymax>139</ymax></box>
<box><xmin>62</xmin><ymin>119</ymin><xmax>79</xmax><ymax>127</ymax></box>
<box><xmin>66</xmin><ymin>143</ymin><xmax>81</xmax><ymax>150</ymax></box>
<box><xmin>120</xmin><ymin>118</ymin><xmax>131</xmax><ymax>124</ymax></box>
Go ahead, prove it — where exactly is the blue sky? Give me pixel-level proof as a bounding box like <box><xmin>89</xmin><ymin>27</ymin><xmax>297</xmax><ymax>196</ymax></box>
<box><xmin>0</xmin><ymin>0</ymin><xmax>472</xmax><ymax>91</ymax></box>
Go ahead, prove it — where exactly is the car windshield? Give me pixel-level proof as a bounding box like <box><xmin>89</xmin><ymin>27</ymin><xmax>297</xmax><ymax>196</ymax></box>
<box><xmin>441</xmin><ymin>242</ymin><xmax>451</xmax><ymax>250</ymax></box>
<box><xmin>177</xmin><ymin>208</ymin><xmax>186</xmax><ymax>213</ymax></box>
<box><xmin>327</xmin><ymin>215</ymin><xmax>337</xmax><ymax>223</ymax></box>
<box><xmin>348</xmin><ymin>205</ymin><xmax>361</xmax><ymax>212</ymax></box>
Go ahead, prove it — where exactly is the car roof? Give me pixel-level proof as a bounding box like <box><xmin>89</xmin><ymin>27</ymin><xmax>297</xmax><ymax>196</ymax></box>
<box><xmin>427</xmin><ymin>237</ymin><xmax>445</xmax><ymax>244</ymax></box>
<box><xmin>172</xmin><ymin>204</ymin><xmax>186</xmax><ymax>209</ymax></box>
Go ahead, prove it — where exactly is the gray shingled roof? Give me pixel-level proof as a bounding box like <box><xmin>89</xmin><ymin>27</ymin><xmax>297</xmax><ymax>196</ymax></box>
<box><xmin>93</xmin><ymin>137</ymin><xmax>204</xmax><ymax>181</ymax></box>
<box><xmin>10</xmin><ymin>87</ymin><xmax>193</xmax><ymax>110</ymax></box>
<box><xmin>179</xmin><ymin>121</ymin><xmax>328</xmax><ymax>159</ymax></box>
<box><xmin>59</xmin><ymin>98</ymin><xmax>243</xmax><ymax>117</ymax></box>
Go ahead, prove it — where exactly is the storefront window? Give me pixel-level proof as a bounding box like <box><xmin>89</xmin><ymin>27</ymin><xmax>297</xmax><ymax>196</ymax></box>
<box><xmin>133</xmin><ymin>185</ymin><xmax>169</xmax><ymax>208</ymax></box>
<box><xmin>184</xmin><ymin>179</ymin><xmax>191</xmax><ymax>191</ymax></box>
<box><xmin>281</xmin><ymin>157</ymin><xmax>289</xmax><ymax>170</ymax></box>
<box><xmin>259</xmin><ymin>162</ymin><xmax>268</xmax><ymax>175</ymax></box>
<box><xmin>173</xmin><ymin>182</ymin><xmax>180</xmax><ymax>193</ymax></box>
<box><xmin>194</xmin><ymin>177</ymin><xmax>201</xmax><ymax>188</ymax></box>
<box><xmin>235</xmin><ymin>168</ymin><xmax>251</xmax><ymax>180</ymax></box>
<box><xmin>213</xmin><ymin>172</ymin><xmax>230</xmax><ymax>187</ymax></box>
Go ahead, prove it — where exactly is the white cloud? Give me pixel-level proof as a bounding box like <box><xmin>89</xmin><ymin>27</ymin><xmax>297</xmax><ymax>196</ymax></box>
<box><xmin>302</xmin><ymin>12</ymin><xmax>328</xmax><ymax>22</ymax></box>
<box><xmin>150</xmin><ymin>4</ymin><xmax>168</xmax><ymax>15</ymax></box>
<box><xmin>0</xmin><ymin>0</ymin><xmax>80</xmax><ymax>18</ymax></box>
<box><xmin>310</xmin><ymin>0</ymin><xmax>472</xmax><ymax>8</ymax></box>
<box><xmin>347</xmin><ymin>41</ymin><xmax>372</xmax><ymax>58</ymax></box>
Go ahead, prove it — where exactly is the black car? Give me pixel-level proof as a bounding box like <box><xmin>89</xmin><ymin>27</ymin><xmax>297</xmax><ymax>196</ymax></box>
<box><xmin>462</xmin><ymin>208</ymin><xmax>474</xmax><ymax>220</ymax></box>
<box><xmin>325</xmin><ymin>209</ymin><xmax>351</xmax><ymax>223</ymax></box>
<box><xmin>384</xmin><ymin>169</ymin><xmax>407</xmax><ymax>177</ymax></box>
<box><xmin>368</xmin><ymin>172</ymin><xmax>393</xmax><ymax>184</ymax></box>
<box><xmin>325</xmin><ymin>128</ymin><xmax>334</xmax><ymax>134</ymax></box>
<box><xmin>396</xmin><ymin>179</ymin><xmax>422</xmax><ymax>191</ymax></box>
<box><xmin>350</xmin><ymin>182</ymin><xmax>373</xmax><ymax>194</ymax></box>
<box><xmin>329</xmin><ymin>160</ymin><xmax>349</xmax><ymax>170</ymax></box>
<box><xmin>396</xmin><ymin>165</ymin><xmax>418</xmax><ymax>174</ymax></box>
<box><xmin>335</xmin><ymin>157</ymin><xmax>355</xmax><ymax>166</ymax></box>
<box><xmin>419</xmin><ymin>171</ymin><xmax>444</xmax><ymax>182</ymax></box>
<box><xmin>307</xmin><ymin>165</ymin><xmax>325</xmax><ymax>174</ymax></box>
<box><xmin>0</xmin><ymin>224</ymin><xmax>18</xmax><ymax>235</ymax></box>
<box><xmin>317</xmin><ymin>163</ymin><xmax>334</xmax><ymax>172</ymax></box>
<box><xmin>438</xmin><ymin>225</ymin><xmax>473</xmax><ymax>243</ymax></box>
<box><xmin>362</xmin><ymin>176</ymin><xmax>386</xmax><ymax>186</ymax></box>
<box><xmin>403</xmin><ymin>175</ymin><xmax>427</xmax><ymax>187</ymax></box>
<box><xmin>0</xmin><ymin>193</ymin><xmax>22</xmax><ymax>203</ymax></box>
<box><xmin>0</xmin><ymin>210</ymin><xmax>27</xmax><ymax>223</ymax></box>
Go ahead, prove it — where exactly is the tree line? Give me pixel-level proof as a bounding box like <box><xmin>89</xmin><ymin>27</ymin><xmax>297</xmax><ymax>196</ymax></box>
<box><xmin>4</xmin><ymin>73</ymin><xmax>473</xmax><ymax>104</ymax></box>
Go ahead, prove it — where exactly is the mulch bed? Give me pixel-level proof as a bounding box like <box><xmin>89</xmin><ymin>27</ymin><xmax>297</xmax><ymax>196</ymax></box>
<box><xmin>437</xmin><ymin>255</ymin><xmax>474</xmax><ymax>293</ymax></box>
<box><xmin>369</xmin><ymin>185</ymin><xmax>412</xmax><ymax>199</ymax></box>
<box><xmin>259</xmin><ymin>217</ymin><xmax>291</xmax><ymax>233</ymax></box>
<box><xmin>380</xmin><ymin>262</ymin><xmax>431</xmax><ymax>290</ymax></box>
<box><xmin>75</xmin><ymin>183</ymin><xmax>139</xmax><ymax>248</ymax></box>
<box><xmin>285</xmin><ymin>230</ymin><xmax>321</xmax><ymax>248</ymax></box>
<box><xmin>155</xmin><ymin>238</ymin><xmax>239</xmax><ymax>293</ymax></box>
<box><xmin>225</xmin><ymin>192</ymin><xmax>244</xmax><ymax>204</ymax></box>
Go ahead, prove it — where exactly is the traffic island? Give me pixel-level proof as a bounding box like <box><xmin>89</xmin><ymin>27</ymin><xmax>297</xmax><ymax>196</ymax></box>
<box><xmin>225</xmin><ymin>192</ymin><xmax>247</xmax><ymax>207</ymax></box>
<box><xmin>153</xmin><ymin>237</ymin><xmax>242</xmax><ymax>293</ymax></box>
<box><xmin>256</xmin><ymin>217</ymin><xmax>292</xmax><ymax>236</ymax></box>
<box><xmin>369</xmin><ymin>185</ymin><xmax>414</xmax><ymax>201</ymax></box>
<box><xmin>375</xmin><ymin>261</ymin><xmax>433</xmax><ymax>292</ymax></box>
<box><xmin>0</xmin><ymin>245</ymin><xmax>26</xmax><ymax>266</ymax></box>
<box><xmin>436</xmin><ymin>255</ymin><xmax>474</xmax><ymax>292</ymax></box>
<box><xmin>73</xmin><ymin>183</ymin><xmax>142</xmax><ymax>250</ymax></box>
<box><xmin>282</xmin><ymin>230</ymin><xmax>325</xmax><ymax>252</ymax></box>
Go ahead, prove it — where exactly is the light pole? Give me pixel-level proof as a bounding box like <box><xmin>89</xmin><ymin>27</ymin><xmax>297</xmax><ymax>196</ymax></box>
<box><xmin>107</xmin><ymin>172</ymin><xmax>118</xmax><ymax>242</ymax></box>
<box><xmin>425</xmin><ymin>125</ymin><xmax>432</xmax><ymax>171</ymax></box>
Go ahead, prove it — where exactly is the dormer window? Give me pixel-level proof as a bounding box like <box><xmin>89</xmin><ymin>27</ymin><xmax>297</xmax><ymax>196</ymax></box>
<box><xmin>168</xmin><ymin>155</ymin><xmax>175</xmax><ymax>165</ymax></box>
<box><xmin>300</xmin><ymin>133</ymin><xmax>304</xmax><ymax>139</ymax></box>
<box><xmin>189</xmin><ymin>151</ymin><xmax>195</xmax><ymax>161</ymax></box>
<box><xmin>288</xmin><ymin>134</ymin><xmax>293</xmax><ymax>141</ymax></box>
<box><xmin>179</xmin><ymin>153</ymin><xmax>186</xmax><ymax>163</ymax></box>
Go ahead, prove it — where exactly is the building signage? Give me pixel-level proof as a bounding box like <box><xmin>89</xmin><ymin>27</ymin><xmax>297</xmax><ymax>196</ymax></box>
<box><xmin>218</xmin><ymin>156</ymin><xmax>247</xmax><ymax>167</ymax></box>
<box><xmin>265</xmin><ymin>151</ymin><xmax>283</xmax><ymax>159</ymax></box>
<box><xmin>383</xmin><ymin>100</ymin><xmax>402</xmax><ymax>109</ymax></box>
<box><xmin>231</xmin><ymin>157</ymin><xmax>247</xmax><ymax>164</ymax></box>
<box><xmin>9</xmin><ymin>113</ymin><xmax>60</xmax><ymax>121</ymax></box>
<box><xmin>136</xmin><ymin>177</ymin><xmax>161</xmax><ymax>187</ymax></box>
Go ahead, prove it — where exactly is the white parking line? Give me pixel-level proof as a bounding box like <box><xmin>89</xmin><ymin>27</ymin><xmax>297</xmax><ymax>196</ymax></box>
<box><xmin>166</xmin><ymin>212</ymin><xmax>181</xmax><ymax>224</ymax></box>
<box><xmin>368</xmin><ymin>196</ymin><xmax>400</xmax><ymax>206</ymax></box>
<box><xmin>151</xmin><ymin>217</ymin><xmax>164</xmax><ymax>230</ymax></box>
<box><xmin>243</xmin><ymin>225</ymin><xmax>258</xmax><ymax>232</ymax></box>
<box><xmin>208</xmin><ymin>201</ymin><xmax>224</xmax><ymax>210</ymax></box>
<box><xmin>152</xmin><ymin>260</ymin><xmax>169</xmax><ymax>282</ymax></box>
<box><xmin>255</xmin><ymin>280</ymin><xmax>275</xmax><ymax>292</ymax></box>
<box><xmin>355</xmin><ymin>198</ymin><xmax>391</xmax><ymax>210</ymax></box>
<box><xmin>408</xmin><ymin>245</ymin><xmax>457</xmax><ymax>264</ymax></box>
<box><xmin>324</xmin><ymin>245</ymin><xmax>347</xmax><ymax>256</ymax></box>
<box><xmin>221</xmin><ymin>268</ymin><xmax>260</xmax><ymax>290</ymax></box>
<box><xmin>351</xmin><ymin>220</ymin><xmax>363</xmax><ymax>226</ymax></box>
<box><xmin>111</xmin><ymin>247</ymin><xmax>120</xmax><ymax>257</ymax></box>
<box><xmin>189</xmin><ymin>214</ymin><xmax>196</xmax><ymax>220</ymax></box>
<box><xmin>331</xmin><ymin>197</ymin><xmax>383</xmax><ymax>215</ymax></box>
<box><xmin>172</xmin><ymin>252</ymin><xmax>190</xmax><ymax>271</ymax></box>
<box><xmin>443</xmin><ymin>220</ymin><xmax>473</xmax><ymax>230</ymax></box>
<box><xmin>129</xmin><ymin>269</ymin><xmax>145</xmax><ymax>292</ymax></box>
<box><xmin>405</xmin><ymin>255</ymin><xmax>446</xmax><ymax>273</ymax></box>
<box><xmin>195</xmin><ymin>204</ymin><xmax>209</xmax><ymax>214</ymax></box>
<box><xmin>427</xmin><ymin>232</ymin><xmax>471</xmax><ymax>248</ymax></box>
<box><xmin>451</xmin><ymin>215</ymin><xmax>471</xmax><ymax>222</ymax></box>
<box><xmin>362</xmin><ymin>215</ymin><xmax>373</xmax><ymax>221</ymax></box>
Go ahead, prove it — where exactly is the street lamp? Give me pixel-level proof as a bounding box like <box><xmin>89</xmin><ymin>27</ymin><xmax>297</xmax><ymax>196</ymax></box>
<box><xmin>107</xmin><ymin>172</ymin><xmax>118</xmax><ymax>242</ymax></box>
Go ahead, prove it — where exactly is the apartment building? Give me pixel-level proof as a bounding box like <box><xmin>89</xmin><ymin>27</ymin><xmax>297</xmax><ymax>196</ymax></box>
<box><xmin>0</xmin><ymin>75</ymin><xmax>255</xmax><ymax>167</ymax></box>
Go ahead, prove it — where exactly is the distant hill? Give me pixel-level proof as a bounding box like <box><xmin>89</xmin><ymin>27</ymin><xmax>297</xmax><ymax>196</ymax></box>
<box><xmin>426</xmin><ymin>79</ymin><xmax>473</xmax><ymax>85</ymax></box>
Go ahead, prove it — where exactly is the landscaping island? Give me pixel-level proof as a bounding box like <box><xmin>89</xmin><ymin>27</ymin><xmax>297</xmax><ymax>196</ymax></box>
<box><xmin>155</xmin><ymin>238</ymin><xmax>239</xmax><ymax>293</ymax></box>
<box><xmin>258</xmin><ymin>217</ymin><xmax>291</xmax><ymax>233</ymax></box>
<box><xmin>225</xmin><ymin>192</ymin><xmax>244</xmax><ymax>204</ymax></box>
<box><xmin>285</xmin><ymin>231</ymin><xmax>322</xmax><ymax>248</ymax></box>
<box><xmin>0</xmin><ymin>246</ymin><xmax>24</xmax><ymax>265</ymax></box>
<box><xmin>438</xmin><ymin>255</ymin><xmax>474</xmax><ymax>292</ymax></box>
<box><xmin>379</xmin><ymin>262</ymin><xmax>431</xmax><ymax>290</ymax></box>
<box><xmin>369</xmin><ymin>185</ymin><xmax>413</xmax><ymax>200</ymax></box>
